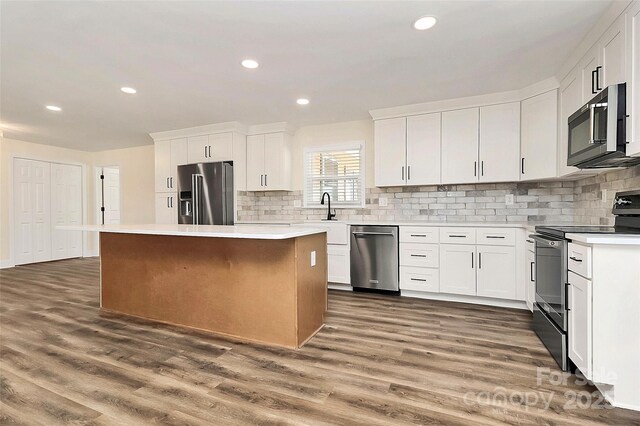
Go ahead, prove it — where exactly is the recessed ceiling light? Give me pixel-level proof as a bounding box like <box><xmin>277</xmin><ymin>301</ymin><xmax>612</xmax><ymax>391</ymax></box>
<box><xmin>296</xmin><ymin>98</ymin><xmax>310</xmax><ymax>105</ymax></box>
<box><xmin>120</xmin><ymin>87</ymin><xmax>137</xmax><ymax>94</ymax></box>
<box><xmin>241</xmin><ymin>59</ymin><xmax>259</xmax><ymax>69</ymax></box>
<box><xmin>413</xmin><ymin>16</ymin><xmax>437</xmax><ymax>30</ymax></box>
<box><xmin>46</xmin><ymin>105</ymin><xmax>62</xmax><ymax>112</ymax></box>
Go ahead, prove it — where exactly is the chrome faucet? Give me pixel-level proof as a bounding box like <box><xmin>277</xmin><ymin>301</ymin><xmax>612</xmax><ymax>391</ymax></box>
<box><xmin>321</xmin><ymin>192</ymin><xmax>336</xmax><ymax>221</ymax></box>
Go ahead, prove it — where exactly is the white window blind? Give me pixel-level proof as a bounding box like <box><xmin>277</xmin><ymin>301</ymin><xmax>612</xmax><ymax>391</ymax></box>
<box><xmin>304</xmin><ymin>143</ymin><xmax>364</xmax><ymax>208</ymax></box>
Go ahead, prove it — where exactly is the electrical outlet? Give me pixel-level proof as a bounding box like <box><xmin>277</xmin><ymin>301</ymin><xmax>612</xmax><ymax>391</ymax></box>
<box><xmin>293</xmin><ymin>199</ymin><xmax>302</xmax><ymax>208</ymax></box>
<box><xmin>601</xmin><ymin>189</ymin><xmax>607</xmax><ymax>203</ymax></box>
<box><xmin>310</xmin><ymin>251</ymin><xmax>316</xmax><ymax>267</ymax></box>
<box><xmin>378</xmin><ymin>197</ymin><xmax>388</xmax><ymax>207</ymax></box>
<box><xmin>505</xmin><ymin>194</ymin><xmax>515</xmax><ymax>206</ymax></box>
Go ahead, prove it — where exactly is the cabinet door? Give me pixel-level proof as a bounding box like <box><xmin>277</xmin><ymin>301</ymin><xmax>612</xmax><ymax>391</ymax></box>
<box><xmin>406</xmin><ymin>113</ymin><xmax>441</xmax><ymax>185</ymax></box>
<box><xmin>169</xmin><ymin>138</ymin><xmax>188</xmax><ymax>190</ymax></box>
<box><xmin>209</xmin><ymin>132</ymin><xmax>234</xmax><ymax>161</ymax></box>
<box><xmin>526</xmin><ymin>248</ymin><xmax>535</xmax><ymax>312</ymax></box>
<box><xmin>374</xmin><ymin>118</ymin><xmax>407</xmax><ymax>186</ymax></box>
<box><xmin>627</xmin><ymin>1</ymin><xmax>640</xmax><ymax>157</ymax></box>
<box><xmin>558</xmin><ymin>69</ymin><xmax>583</xmax><ymax>177</ymax></box>
<box><xmin>441</xmin><ymin>108</ymin><xmax>479</xmax><ymax>184</ymax></box>
<box><xmin>328</xmin><ymin>245</ymin><xmax>350</xmax><ymax>284</ymax></box>
<box><xmin>187</xmin><ymin>135</ymin><xmax>209</xmax><ymax>163</ymax></box>
<box><xmin>477</xmin><ymin>246</ymin><xmax>516</xmax><ymax>300</ymax></box>
<box><xmin>439</xmin><ymin>244</ymin><xmax>476</xmax><ymax>296</ymax></box>
<box><xmin>600</xmin><ymin>15</ymin><xmax>626</xmax><ymax>88</ymax></box>
<box><xmin>155</xmin><ymin>193</ymin><xmax>176</xmax><ymax>224</ymax></box>
<box><xmin>520</xmin><ymin>90</ymin><xmax>558</xmax><ymax>181</ymax></box>
<box><xmin>246</xmin><ymin>135</ymin><xmax>265</xmax><ymax>191</ymax></box>
<box><xmin>568</xmin><ymin>271</ymin><xmax>592</xmax><ymax>379</ymax></box>
<box><xmin>579</xmin><ymin>48</ymin><xmax>599</xmax><ymax>102</ymax></box>
<box><xmin>264</xmin><ymin>132</ymin><xmax>291</xmax><ymax>190</ymax></box>
<box><xmin>479</xmin><ymin>102</ymin><xmax>520</xmax><ymax>182</ymax></box>
<box><xmin>154</xmin><ymin>140</ymin><xmax>172</xmax><ymax>192</ymax></box>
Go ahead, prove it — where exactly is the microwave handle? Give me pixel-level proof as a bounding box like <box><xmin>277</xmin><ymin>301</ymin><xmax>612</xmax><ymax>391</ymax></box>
<box><xmin>589</xmin><ymin>104</ymin><xmax>595</xmax><ymax>144</ymax></box>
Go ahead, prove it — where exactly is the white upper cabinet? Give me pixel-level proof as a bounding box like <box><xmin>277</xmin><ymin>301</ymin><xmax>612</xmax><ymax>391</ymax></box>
<box><xmin>558</xmin><ymin>69</ymin><xmax>583</xmax><ymax>177</ymax></box>
<box><xmin>246</xmin><ymin>132</ymin><xmax>292</xmax><ymax>191</ymax></box>
<box><xmin>628</xmin><ymin>1</ymin><xmax>640</xmax><ymax>157</ymax></box>
<box><xmin>441</xmin><ymin>108</ymin><xmax>479</xmax><ymax>184</ymax></box>
<box><xmin>479</xmin><ymin>102</ymin><xmax>520</xmax><ymax>182</ymax></box>
<box><xmin>406</xmin><ymin>114</ymin><xmax>441</xmax><ymax>186</ymax></box>
<box><xmin>599</xmin><ymin>15</ymin><xmax>626</xmax><ymax>89</ymax></box>
<box><xmin>579</xmin><ymin>48</ymin><xmax>600</xmax><ymax>103</ymax></box>
<box><xmin>155</xmin><ymin>138</ymin><xmax>187</xmax><ymax>192</ymax></box>
<box><xmin>520</xmin><ymin>90</ymin><xmax>558</xmax><ymax>181</ymax></box>
<box><xmin>187</xmin><ymin>132</ymin><xmax>233</xmax><ymax>163</ymax></box>
<box><xmin>374</xmin><ymin>117</ymin><xmax>407</xmax><ymax>187</ymax></box>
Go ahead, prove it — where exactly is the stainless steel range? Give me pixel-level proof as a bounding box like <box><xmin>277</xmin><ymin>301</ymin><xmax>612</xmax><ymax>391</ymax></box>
<box><xmin>531</xmin><ymin>190</ymin><xmax>640</xmax><ymax>371</ymax></box>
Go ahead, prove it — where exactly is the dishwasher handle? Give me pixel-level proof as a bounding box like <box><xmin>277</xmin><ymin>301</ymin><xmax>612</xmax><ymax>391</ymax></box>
<box><xmin>353</xmin><ymin>231</ymin><xmax>396</xmax><ymax>237</ymax></box>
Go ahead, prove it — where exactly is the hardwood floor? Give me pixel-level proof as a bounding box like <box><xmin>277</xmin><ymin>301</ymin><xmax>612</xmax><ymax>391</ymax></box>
<box><xmin>1</xmin><ymin>258</ymin><xmax>639</xmax><ymax>425</ymax></box>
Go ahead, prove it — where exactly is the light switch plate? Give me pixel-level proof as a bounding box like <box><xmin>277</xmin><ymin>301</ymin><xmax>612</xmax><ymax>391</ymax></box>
<box><xmin>379</xmin><ymin>197</ymin><xmax>388</xmax><ymax>207</ymax></box>
<box><xmin>505</xmin><ymin>194</ymin><xmax>514</xmax><ymax>206</ymax></box>
<box><xmin>310</xmin><ymin>251</ymin><xmax>316</xmax><ymax>267</ymax></box>
<box><xmin>294</xmin><ymin>199</ymin><xmax>302</xmax><ymax>208</ymax></box>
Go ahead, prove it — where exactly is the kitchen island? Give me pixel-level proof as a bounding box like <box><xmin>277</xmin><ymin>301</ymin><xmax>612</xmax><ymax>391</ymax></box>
<box><xmin>69</xmin><ymin>224</ymin><xmax>328</xmax><ymax>349</ymax></box>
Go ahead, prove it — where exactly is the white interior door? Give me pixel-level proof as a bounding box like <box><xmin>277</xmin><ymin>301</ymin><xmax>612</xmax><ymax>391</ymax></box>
<box><xmin>102</xmin><ymin>167</ymin><xmax>121</xmax><ymax>224</ymax></box>
<box><xmin>51</xmin><ymin>163</ymin><xmax>82</xmax><ymax>260</ymax></box>
<box><xmin>13</xmin><ymin>158</ymin><xmax>52</xmax><ymax>265</ymax></box>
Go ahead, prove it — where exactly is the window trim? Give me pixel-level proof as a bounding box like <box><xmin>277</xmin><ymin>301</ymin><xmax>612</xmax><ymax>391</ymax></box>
<box><xmin>303</xmin><ymin>141</ymin><xmax>366</xmax><ymax>209</ymax></box>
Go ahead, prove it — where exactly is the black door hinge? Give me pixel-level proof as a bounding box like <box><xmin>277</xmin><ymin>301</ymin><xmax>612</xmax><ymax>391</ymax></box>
<box><xmin>100</xmin><ymin>174</ymin><xmax>105</xmax><ymax>179</ymax></box>
<box><xmin>100</xmin><ymin>207</ymin><xmax>105</xmax><ymax>212</ymax></box>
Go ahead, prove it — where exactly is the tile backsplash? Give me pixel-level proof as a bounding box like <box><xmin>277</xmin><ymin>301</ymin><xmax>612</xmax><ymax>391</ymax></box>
<box><xmin>238</xmin><ymin>165</ymin><xmax>640</xmax><ymax>225</ymax></box>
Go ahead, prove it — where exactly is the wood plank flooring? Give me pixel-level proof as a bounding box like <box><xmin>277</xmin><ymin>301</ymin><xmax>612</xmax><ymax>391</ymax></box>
<box><xmin>1</xmin><ymin>258</ymin><xmax>639</xmax><ymax>425</ymax></box>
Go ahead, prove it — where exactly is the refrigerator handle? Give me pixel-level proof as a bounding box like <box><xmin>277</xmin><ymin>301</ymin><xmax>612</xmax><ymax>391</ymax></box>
<box><xmin>192</xmin><ymin>174</ymin><xmax>202</xmax><ymax>225</ymax></box>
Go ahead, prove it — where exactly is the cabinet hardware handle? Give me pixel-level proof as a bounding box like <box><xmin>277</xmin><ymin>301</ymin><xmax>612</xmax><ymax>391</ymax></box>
<box><xmin>204</xmin><ymin>146</ymin><xmax>208</xmax><ymax>158</ymax></box>
<box><xmin>401</xmin><ymin>166</ymin><xmax>405</xmax><ymax>181</ymax></box>
<box><xmin>479</xmin><ymin>252</ymin><xmax>482</xmax><ymax>269</ymax></box>
<box><xmin>569</xmin><ymin>256</ymin><xmax>583</xmax><ymax>263</ymax></box>
<box><xmin>474</xmin><ymin>161</ymin><xmax>477</xmax><ymax>177</ymax></box>
<box><xmin>591</xmin><ymin>69</ymin><xmax>597</xmax><ymax>94</ymax></box>
<box><xmin>595</xmin><ymin>66</ymin><xmax>602</xmax><ymax>91</ymax></box>
<box><xmin>521</xmin><ymin>158</ymin><xmax>525</xmax><ymax>175</ymax></box>
<box><xmin>471</xmin><ymin>252</ymin><xmax>474</xmax><ymax>268</ymax></box>
<box><xmin>481</xmin><ymin>161</ymin><xmax>484</xmax><ymax>176</ymax></box>
<box><xmin>526</xmin><ymin>239</ymin><xmax>534</xmax><ymax>243</ymax></box>
<box><xmin>410</xmin><ymin>278</ymin><xmax>427</xmax><ymax>282</ymax></box>
<box><xmin>408</xmin><ymin>165</ymin><xmax>411</xmax><ymax>180</ymax></box>
<box><xmin>410</xmin><ymin>254</ymin><xmax>427</xmax><ymax>258</ymax></box>
<box><xmin>410</xmin><ymin>234</ymin><xmax>426</xmax><ymax>237</ymax></box>
<box><xmin>486</xmin><ymin>235</ymin><xmax>505</xmax><ymax>239</ymax></box>
<box><xmin>167</xmin><ymin>177</ymin><xmax>170</xmax><ymax>188</ymax></box>
<box><xmin>260</xmin><ymin>175</ymin><xmax>264</xmax><ymax>186</ymax></box>
<box><xmin>530</xmin><ymin>261</ymin><xmax>535</xmax><ymax>282</ymax></box>
<box><xmin>265</xmin><ymin>174</ymin><xmax>267</xmax><ymax>186</ymax></box>
<box><xmin>170</xmin><ymin>177</ymin><xmax>173</xmax><ymax>188</ymax></box>
<box><xmin>170</xmin><ymin>197</ymin><xmax>173</xmax><ymax>208</ymax></box>
<box><xmin>566</xmin><ymin>282</ymin><xmax>571</xmax><ymax>311</ymax></box>
<box><xmin>167</xmin><ymin>197</ymin><xmax>170</xmax><ymax>208</ymax></box>
<box><xmin>449</xmin><ymin>235</ymin><xmax>466</xmax><ymax>238</ymax></box>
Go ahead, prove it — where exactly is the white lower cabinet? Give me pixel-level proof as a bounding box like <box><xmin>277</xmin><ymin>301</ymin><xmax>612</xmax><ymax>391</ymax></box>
<box><xmin>439</xmin><ymin>244</ymin><xmax>477</xmax><ymax>296</ymax></box>
<box><xmin>400</xmin><ymin>267</ymin><xmax>439</xmax><ymax>292</ymax></box>
<box><xmin>568</xmin><ymin>270</ymin><xmax>592</xmax><ymax>379</ymax></box>
<box><xmin>525</xmin><ymin>242</ymin><xmax>535</xmax><ymax>312</ymax></box>
<box><xmin>476</xmin><ymin>245</ymin><xmax>516</xmax><ymax>299</ymax></box>
<box><xmin>155</xmin><ymin>193</ymin><xmax>177</xmax><ymax>224</ymax></box>
<box><xmin>328</xmin><ymin>244</ymin><xmax>350</xmax><ymax>284</ymax></box>
<box><xmin>400</xmin><ymin>243</ymin><xmax>439</xmax><ymax>268</ymax></box>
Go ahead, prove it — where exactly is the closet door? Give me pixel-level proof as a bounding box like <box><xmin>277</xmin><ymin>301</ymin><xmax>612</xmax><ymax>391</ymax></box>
<box><xmin>51</xmin><ymin>163</ymin><xmax>82</xmax><ymax>260</ymax></box>
<box><xmin>13</xmin><ymin>159</ymin><xmax>51</xmax><ymax>265</ymax></box>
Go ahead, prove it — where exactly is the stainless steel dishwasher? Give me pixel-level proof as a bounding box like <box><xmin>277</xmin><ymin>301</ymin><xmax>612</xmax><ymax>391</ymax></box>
<box><xmin>350</xmin><ymin>225</ymin><xmax>399</xmax><ymax>292</ymax></box>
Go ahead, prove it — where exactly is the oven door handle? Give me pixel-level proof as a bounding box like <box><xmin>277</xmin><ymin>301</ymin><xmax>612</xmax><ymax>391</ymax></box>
<box><xmin>530</xmin><ymin>234</ymin><xmax>563</xmax><ymax>247</ymax></box>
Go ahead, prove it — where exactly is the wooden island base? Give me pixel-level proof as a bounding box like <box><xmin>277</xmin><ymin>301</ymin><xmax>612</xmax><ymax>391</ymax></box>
<box><xmin>100</xmin><ymin>232</ymin><xmax>327</xmax><ymax>349</ymax></box>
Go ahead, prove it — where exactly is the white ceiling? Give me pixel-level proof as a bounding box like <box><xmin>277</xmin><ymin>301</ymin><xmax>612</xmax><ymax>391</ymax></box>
<box><xmin>1</xmin><ymin>1</ymin><xmax>611</xmax><ymax>151</ymax></box>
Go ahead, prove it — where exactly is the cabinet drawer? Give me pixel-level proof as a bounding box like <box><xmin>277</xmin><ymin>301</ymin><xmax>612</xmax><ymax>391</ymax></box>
<box><xmin>400</xmin><ymin>227</ymin><xmax>439</xmax><ymax>244</ymax></box>
<box><xmin>400</xmin><ymin>267</ymin><xmax>439</xmax><ymax>292</ymax></box>
<box><xmin>568</xmin><ymin>242</ymin><xmax>592</xmax><ymax>279</ymax></box>
<box><xmin>440</xmin><ymin>227</ymin><xmax>476</xmax><ymax>244</ymax></box>
<box><xmin>476</xmin><ymin>228</ymin><xmax>516</xmax><ymax>246</ymax></box>
<box><xmin>400</xmin><ymin>243</ymin><xmax>439</xmax><ymax>268</ymax></box>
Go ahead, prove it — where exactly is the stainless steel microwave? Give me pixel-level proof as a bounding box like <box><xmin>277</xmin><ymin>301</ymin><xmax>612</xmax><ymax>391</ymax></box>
<box><xmin>567</xmin><ymin>83</ymin><xmax>640</xmax><ymax>168</ymax></box>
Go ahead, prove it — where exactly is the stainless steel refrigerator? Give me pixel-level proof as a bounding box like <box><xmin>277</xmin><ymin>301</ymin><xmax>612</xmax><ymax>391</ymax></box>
<box><xmin>177</xmin><ymin>161</ymin><xmax>234</xmax><ymax>225</ymax></box>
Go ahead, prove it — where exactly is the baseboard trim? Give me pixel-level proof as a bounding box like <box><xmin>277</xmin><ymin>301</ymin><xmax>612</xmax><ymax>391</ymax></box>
<box><xmin>0</xmin><ymin>259</ymin><xmax>15</xmax><ymax>269</ymax></box>
<box><xmin>400</xmin><ymin>290</ymin><xmax>528</xmax><ymax>310</ymax></box>
<box><xmin>83</xmin><ymin>250</ymin><xmax>99</xmax><ymax>258</ymax></box>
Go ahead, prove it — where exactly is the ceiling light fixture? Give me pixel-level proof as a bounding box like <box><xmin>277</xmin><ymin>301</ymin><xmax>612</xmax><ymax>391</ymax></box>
<box><xmin>413</xmin><ymin>16</ymin><xmax>437</xmax><ymax>30</ymax></box>
<box><xmin>121</xmin><ymin>87</ymin><xmax>137</xmax><ymax>94</ymax></box>
<box><xmin>296</xmin><ymin>98</ymin><xmax>310</xmax><ymax>105</ymax></box>
<box><xmin>241</xmin><ymin>59</ymin><xmax>259</xmax><ymax>69</ymax></box>
<box><xmin>46</xmin><ymin>105</ymin><xmax>62</xmax><ymax>112</ymax></box>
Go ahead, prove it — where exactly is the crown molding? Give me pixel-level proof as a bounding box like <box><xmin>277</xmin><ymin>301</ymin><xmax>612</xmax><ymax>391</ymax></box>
<box><xmin>149</xmin><ymin>121</ymin><xmax>249</xmax><ymax>141</ymax></box>
<box><xmin>247</xmin><ymin>122</ymin><xmax>296</xmax><ymax>135</ymax></box>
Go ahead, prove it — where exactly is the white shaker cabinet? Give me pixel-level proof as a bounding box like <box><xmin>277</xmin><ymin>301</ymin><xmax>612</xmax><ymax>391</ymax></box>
<box><xmin>479</xmin><ymin>102</ymin><xmax>520</xmax><ymax>182</ymax></box>
<box><xmin>439</xmin><ymin>244</ymin><xmax>477</xmax><ymax>296</ymax></box>
<box><xmin>525</xmin><ymin>237</ymin><xmax>535</xmax><ymax>312</ymax></box>
<box><xmin>154</xmin><ymin>138</ymin><xmax>187</xmax><ymax>193</ymax></box>
<box><xmin>374</xmin><ymin>117</ymin><xmax>407</xmax><ymax>186</ymax></box>
<box><xmin>155</xmin><ymin>193</ymin><xmax>177</xmax><ymax>224</ymax></box>
<box><xmin>599</xmin><ymin>15</ymin><xmax>626</xmax><ymax>90</ymax></box>
<box><xmin>406</xmin><ymin>113</ymin><xmax>441</xmax><ymax>185</ymax></box>
<box><xmin>558</xmin><ymin>68</ymin><xmax>583</xmax><ymax>177</ymax></box>
<box><xmin>187</xmin><ymin>133</ymin><xmax>234</xmax><ymax>163</ymax></box>
<box><xmin>579</xmin><ymin>48</ymin><xmax>600</xmax><ymax>103</ymax></box>
<box><xmin>476</xmin><ymin>245</ymin><xmax>516</xmax><ymax>300</ymax></box>
<box><xmin>627</xmin><ymin>1</ymin><xmax>640</xmax><ymax>157</ymax></box>
<box><xmin>441</xmin><ymin>108</ymin><xmax>479</xmax><ymax>184</ymax></box>
<box><xmin>568</xmin><ymin>270</ymin><xmax>592</xmax><ymax>379</ymax></box>
<box><xmin>246</xmin><ymin>132</ymin><xmax>292</xmax><ymax>191</ymax></box>
<box><xmin>520</xmin><ymin>90</ymin><xmax>558</xmax><ymax>181</ymax></box>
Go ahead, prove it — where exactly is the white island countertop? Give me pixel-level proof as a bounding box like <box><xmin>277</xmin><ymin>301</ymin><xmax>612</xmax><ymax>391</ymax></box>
<box><xmin>60</xmin><ymin>224</ymin><xmax>326</xmax><ymax>240</ymax></box>
<box><xmin>566</xmin><ymin>233</ymin><xmax>640</xmax><ymax>245</ymax></box>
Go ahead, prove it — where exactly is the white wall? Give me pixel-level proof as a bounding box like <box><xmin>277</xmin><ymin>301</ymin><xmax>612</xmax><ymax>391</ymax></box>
<box><xmin>291</xmin><ymin>119</ymin><xmax>374</xmax><ymax>190</ymax></box>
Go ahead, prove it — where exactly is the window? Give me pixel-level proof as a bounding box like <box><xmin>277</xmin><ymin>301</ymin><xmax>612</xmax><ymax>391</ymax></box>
<box><xmin>304</xmin><ymin>143</ymin><xmax>364</xmax><ymax>208</ymax></box>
